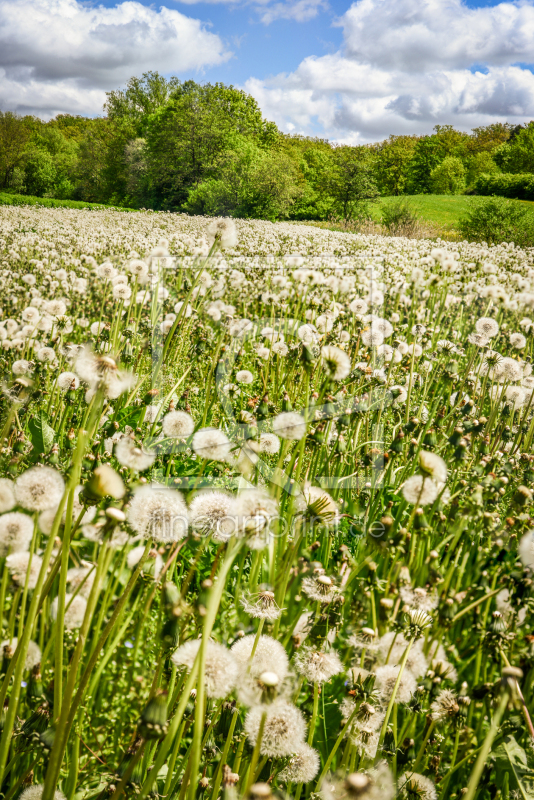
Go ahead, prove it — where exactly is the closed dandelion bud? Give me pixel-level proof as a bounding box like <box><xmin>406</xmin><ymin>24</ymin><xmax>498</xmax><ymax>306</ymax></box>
<box><xmin>28</xmin><ymin>663</ymin><xmax>44</xmax><ymax>699</ymax></box>
<box><xmin>414</xmin><ymin>509</ymin><xmax>429</xmax><ymax>530</ymax></box>
<box><xmin>222</xmin><ymin>765</ymin><xmax>239</xmax><ymax>787</ymax></box>
<box><xmin>39</xmin><ymin>725</ymin><xmax>56</xmax><ymax>751</ymax></box>
<box><xmin>301</xmin><ymin>344</ymin><xmax>316</xmax><ymax>366</ymax></box>
<box><xmin>216</xmin><ymin>702</ymin><xmax>238</xmax><ymax>738</ymax></box>
<box><xmin>324</xmin><ymin>396</ymin><xmax>336</xmax><ymax>417</ymax></box>
<box><xmin>311</xmin><ymin>425</ymin><xmax>325</xmax><ymax>445</ymax></box>
<box><xmin>256</xmin><ymin>395</ymin><xmax>269</xmax><ymax>419</ymax></box>
<box><xmin>281</xmin><ymin>391</ymin><xmax>293</xmax><ymax>412</ymax></box>
<box><xmin>21</xmin><ymin>703</ymin><xmax>50</xmax><ymax>744</ymax></box>
<box><xmin>82</xmin><ymin>464</ymin><xmax>125</xmax><ymax>502</ymax></box>
<box><xmin>513</xmin><ymin>486</ymin><xmax>532</xmax><ymax>507</ymax></box>
<box><xmin>334</xmin><ymin>434</ymin><xmax>346</xmax><ymax>454</ymax></box>
<box><xmin>449</xmin><ymin>428</ymin><xmax>463</xmax><ymax>447</ymax></box>
<box><xmin>247</xmin><ymin>783</ymin><xmax>273</xmax><ymax>800</ymax></box>
<box><xmin>163</xmin><ymin>582</ymin><xmax>181</xmax><ymax>611</ymax></box>
<box><xmin>338</xmin><ymin>412</ymin><xmax>351</xmax><ymax>427</ymax></box>
<box><xmin>139</xmin><ymin>689</ymin><xmax>168</xmax><ymax>740</ymax></box>
<box><xmin>161</xmin><ymin>617</ymin><xmax>181</xmax><ymax>649</ymax></box>
<box><xmin>390</xmin><ymin>430</ymin><xmax>405</xmax><ymax>454</ymax></box>
<box><xmin>382</xmin><ymin>725</ymin><xmax>396</xmax><ymax>756</ymax></box>
<box><xmin>1</xmin><ymin>643</ymin><xmax>13</xmax><ymax>674</ymax></box>
<box><xmin>423</xmin><ymin>429</ymin><xmax>438</xmax><ymax>448</ymax></box>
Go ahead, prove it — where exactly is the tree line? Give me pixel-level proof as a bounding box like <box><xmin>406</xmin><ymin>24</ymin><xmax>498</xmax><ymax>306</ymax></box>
<box><xmin>1</xmin><ymin>71</ymin><xmax>533</xmax><ymax>220</ymax></box>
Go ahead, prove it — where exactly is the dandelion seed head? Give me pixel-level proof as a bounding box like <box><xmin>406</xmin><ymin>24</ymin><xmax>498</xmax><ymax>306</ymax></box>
<box><xmin>0</xmin><ymin>479</ymin><xmax>15</xmax><ymax>513</ymax></box>
<box><xmin>397</xmin><ymin>773</ymin><xmax>437</xmax><ymax>800</ymax></box>
<box><xmin>192</xmin><ymin>427</ymin><xmax>232</xmax><ymax>461</ymax></box>
<box><xmin>401</xmin><ymin>475</ymin><xmax>439</xmax><ymax>506</ymax></box>
<box><xmin>115</xmin><ymin>437</ymin><xmax>156</xmax><ymax>471</ymax></box>
<box><xmin>475</xmin><ymin>317</ymin><xmax>499</xmax><ymax>338</ymax></box>
<box><xmin>189</xmin><ymin>491</ymin><xmax>238</xmax><ymax>542</ymax></box>
<box><xmin>375</xmin><ymin>664</ymin><xmax>416</xmax><ymax>704</ymax></box>
<box><xmin>245</xmin><ymin>700</ymin><xmax>306</xmax><ymax>758</ymax></box>
<box><xmin>162</xmin><ymin>410</ymin><xmax>195</xmax><ymax>439</ymax></box>
<box><xmin>172</xmin><ymin>638</ymin><xmax>238</xmax><ymax>698</ymax></box>
<box><xmin>50</xmin><ymin>594</ymin><xmax>87</xmax><ymax>630</ymax></box>
<box><xmin>259</xmin><ymin>433</ymin><xmax>280</xmax><ymax>454</ymax></box>
<box><xmin>127</xmin><ymin>545</ymin><xmax>163</xmax><ymax>577</ymax></box>
<box><xmin>0</xmin><ymin>512</ymin><xmax>34</xmax><ymax>556</ymax></box>
<box><xmin>272</xmin><ymin>412</ymin><xmax>307</xmax><ymax>441</ymax></box>
<box><xmin>0</xmin><ymin>637</ymin><xmax>41</xmax><ymax>671</ymax></box>
<box><xmin>321</xmin><ymin>346</ymin><xmax>351</xmax><ymax>381</ymax></box>
<box><xmin>6</xmin><ymin>552</ymin><xmax>42</xmax><ymax>590</ymax></box>
<box><xmin>293</xmin><ymin>647</ymin><xmax>343</xmax><ymax>684</ymax></box>
<box><xmin>278</xmin><ymin>743</ymin><xmax>320</xmax><ymax>784</ymax></box>
<box><xmin>128</xmin><ymin>485</ymin><xmax>189</xmax><ymax>542</ymax></box>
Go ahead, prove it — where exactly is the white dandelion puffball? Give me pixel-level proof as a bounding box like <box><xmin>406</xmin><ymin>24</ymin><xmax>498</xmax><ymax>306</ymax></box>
<box><xmin>296</xmin><ymin>484</ymin><xmax>340</xmax><ymax>527</ymax></box>
<box><xmin>0</xmin><ymin>637</ymin><xmax>41</xmax><ymax>671</ymax></box>
<box><xmin>277</xmin><ymin>743</ymin><xmax>320</xmax><ymax>784</ymax></box>
<box><xmin>245</xmin><ymin>700</ymin><xmax>306</xmax><ymax>758</ymax></box>
<box><xmin>231</xmin><ymin>633</ymin><xmax>289</xmax><ymax>683</ymax></box>
<box><xmin>475</xmin><ymin>317</ymin><xmax>499</xmax><ymax>338</ymax></box>
<box><xmin>192</xmin><ymin>427</ymin><xmax>232</xmax><ymax>461</ymax></box>
<box><xmin>375</xmin><ymin>664</ymin><xmax>417</xmax><ymax>704</ymax></box>
<box><xmin>127</xmin><ymin>545</ymin><xmax>163</xmax><ymax>578</ymax></box>
<box><xmin>67</xmin><ymin>564</ymin><xmax>96</xmax><ymax>599</ymax></box>
<box><xmin>259</xmin><ymin>432</ymin><xmax>280</xmax><ymax>454</ymax></box>
<box><xmin>115</xmin><ymin>437</ymin><xmax>156</xmax><ymax>472</ymax></box>
<box><xmin>6</xmin><ymin>552</ymin><xmax>43</xmax><ymax>590</ymax></box>
<box><xmin>50</xmin><ymin>594</ymin><xmax>88</xmax><ymax>630</ymax></box>
<box><xmin>401</xmin><ymin>475</ymin><xmax>440</xmax><ymax>506</ymax></box>
<box><xmin>0</xmin><ymin>512</ymin><xmax>35</xmax><ymax>556</ymax></box>
<box><xmin>19</xmin><ymin>786</ymin><xmax>66</xmax><ymax>800</ymax></box>
<box><xmin>189</xmin><ymin>491</ymin><xmax>238</xmax><ymax>542</ymax></box>
<box><xmin>398</xmin><ymin>772</ymin><xmax>437</xmax><ymax>800</ymax></box>
<box><xmin>236</xmin><ymin>370</ymin><xmax>254</xmax><ymax>384</ymax></box>
<box><xmin>57</xmin><ymin>372</ymin><xmax>80</xmax><ymax>392</ymax></box>
<box><xmin>519</xmin><ymin>530</ymin><xmax>534</xmax><ymax>568</ymax></box>
<box><xmin>235</xmin><ymin>489</ymin><xmax>279</xmax><ymax>546</ymax></box>
<box><xmin>0</xmin><ymin>479</ymin><xmax>15</xmax><ymax>513</ymax></box>
<box><xmin>419</xmin><ymin>451</ymin><xmax>447</xmax><ymax>484</ymax></box>
<box><xmin>293</xmin><ymin>647</ymin><xmax>343</xmax><ymax>684</ymax></box>
<box><xmin>128</xmin><ymin>485</ymin><xmax>189</xmax><ymax>543</ymax></box>
<box><xmin>321</xmin><ymin>346</ymin><xmax>351</xmax><ymax>381</ymax></box>
<box><xmin>15</xmin><ymin>466</ymin><xmax>65</xmax><ymax>512</ymax></box>
<box><xmin>162</xmin><ymin>410</ymin><xmax>195</xmax><ymax>439</ymax></box>
<box><xmin>171</xmin><ymin>638</ymin><xmax>238</xmax><ymax>698</ymax></box>
<box><xmin>272</xmin><ymin>412</ymin><xmax>307</xmax><ymax>440</ymax></box>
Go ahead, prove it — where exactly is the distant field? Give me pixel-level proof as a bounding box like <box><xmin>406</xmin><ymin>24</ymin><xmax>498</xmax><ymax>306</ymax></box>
<box><xmin>0</xmin><ymin>192</ymin><xmax>136</xmax><ymax>212</ymax></box>
<box><xmin>376</xmin><ymin>194</ymin><xmax>534</xmax><ymax>228</ymax></box>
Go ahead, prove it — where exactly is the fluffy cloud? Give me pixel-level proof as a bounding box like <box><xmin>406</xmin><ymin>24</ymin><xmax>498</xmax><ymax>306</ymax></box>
<box><xmin>246</xmin><ymin>0</ymin><xmax>534</xmax><ymax>142</ymax></box>
<box><xmin>0</xmin><ymin>0</ymin><xmax>230</xmax><ymax>117</ymax></box>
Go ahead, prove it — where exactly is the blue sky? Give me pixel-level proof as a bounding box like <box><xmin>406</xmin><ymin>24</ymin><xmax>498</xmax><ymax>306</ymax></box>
<box><xmin>1</xmin><ymin>0</ymin><xmax>533</xmax><ymax>142</ymax></box>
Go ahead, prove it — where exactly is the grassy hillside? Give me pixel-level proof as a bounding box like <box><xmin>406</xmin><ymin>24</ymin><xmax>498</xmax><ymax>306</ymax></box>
<box><xmin>0</xmin><ymin>192</ymin><xmax>136</xmax><ymax>212</ymax></box>
<box><xmin>376</xmin><ymin>194</ymin><xmax>534</xmax><ymax>228</ymax></box>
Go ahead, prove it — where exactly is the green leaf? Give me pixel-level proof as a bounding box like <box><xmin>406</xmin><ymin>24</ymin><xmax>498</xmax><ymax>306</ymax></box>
<box><xmin>115</xmin><ymin>407</ymin><xmax>143</xmax><ymax>428</ymax></box>
<box><xmin>28</xmin><ymin>413</ymin><xmax>55</xmax><ymax>454</ymax></box>
<box><xmin>493</xmin><ymin>735</ymin><xmax>534</xmax><ymax>799</ymax></box>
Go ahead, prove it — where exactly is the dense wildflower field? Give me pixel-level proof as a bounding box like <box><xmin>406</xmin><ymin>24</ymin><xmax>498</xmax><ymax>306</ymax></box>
<box><xmin>1</xmin><ymin>205</ymin><xmax>534</xmax><ymax>800</ymax></box>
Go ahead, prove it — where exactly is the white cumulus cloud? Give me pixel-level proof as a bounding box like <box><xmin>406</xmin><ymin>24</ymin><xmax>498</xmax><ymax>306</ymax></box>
<box><xmin>245</xmin><ymin>0</ymin><xmax>534</xmax><ymax>142</ymax></box>
<box><xmin>0</xmin><ymin>0</ymin><xmax>231</xmax><ymax>117</ymax></box>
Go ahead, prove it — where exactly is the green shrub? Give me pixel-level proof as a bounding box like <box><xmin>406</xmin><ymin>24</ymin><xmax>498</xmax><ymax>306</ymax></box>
<box><xmin>459</xmin><ymin>196</ymin><xmax>534</xmax><ymax>246</ymax></box>
<box><xmin>381</xmin><ymin>197</ymin><xmax>420</xmax><ymax>236</ymax></box>
<box><xmin>429</xmin><ymin>156</ymin><xmax>466</xmax><ymax>194</ymax></box>
<box><xmin>473</xmin><ymin>173</ymin><xmax>534</xmax><ymax>200</ymax></box>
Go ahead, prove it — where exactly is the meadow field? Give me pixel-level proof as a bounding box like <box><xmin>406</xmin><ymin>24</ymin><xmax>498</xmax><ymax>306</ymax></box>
<box><xmin>0</xmin><ymin>204</ymin><xmax>533</xmax><ymax>800</ymax></box>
